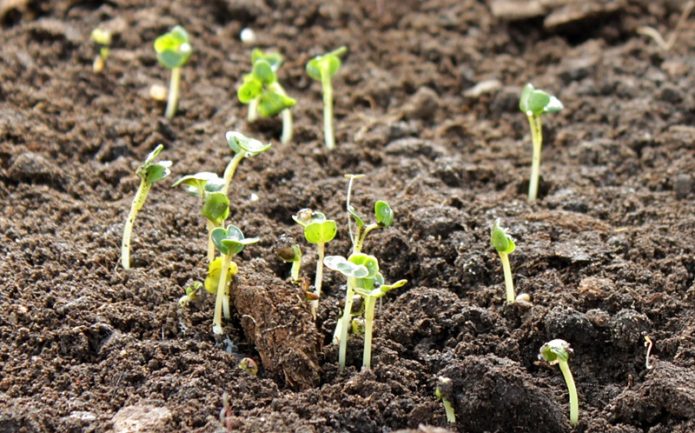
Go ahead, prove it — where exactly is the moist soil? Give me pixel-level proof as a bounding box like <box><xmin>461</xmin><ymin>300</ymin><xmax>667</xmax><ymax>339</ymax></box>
<box><xmin>1</xmin><ymin>1</ymin><xmax>694</xmax><ymax>432</ymax></box>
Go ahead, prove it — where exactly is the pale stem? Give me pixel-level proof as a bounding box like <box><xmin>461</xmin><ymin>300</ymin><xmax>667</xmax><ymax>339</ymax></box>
<box><xmin>338</xmin><ymin>277</ymin><xmax>356</xmax><ymax>372</ymax></box>
<box><xmin>222</xmin><ymin>153</ymin><xmax>245</xmax><ymax>196</ymax></box>
<box><xmin>121</xmin><ymin>180</ymin><xmax>151</xmax><ymax>270</ymax></box>
<box><xmin>213</xmin><ymin>254</ymin><xmax>231</xmax><ymax>334</ymax></box>
<box><xmin>165</xmin><ymin>67</ymin><xmax>181</xmax><ymax>119</ymax></box>
<box><xmin>354</xmin><ymin>223</ymin><xmax>378</xmax><ymax>254</ymax></box>
<box><xmin>362</xmin><ymin>295</ymin><xmax>377</xmax><ymax>370</ymax></box>
<box><xmin>222</xmin><ymin>270</ymin><xmax>232</xmax><ymax>320</ymax></box>
<box><xmin>442</xmin><ymin>398</ymin><xmax>456</xmax><ymax>424</ymax></box>
<box><xmin>281</xmin><ymin>108</ymin><xmax>293</xmax><ymax>144</ymax></box>
<box><xmin>247</xmin><ymin>98</ymin><xmax>259</xmax><ymax>123</ymax></box>
<box><xmin>310</xmin><ymin>243</ymin><xmax>325</xmax><ymax>319</ymax></box>
<box><xmin>321</xmin><ymin>68</ymin><xmax>335</xmax><ymax>150</ymax></box>
<box><xmin>559</xmin><ymin>360</ymin><xmax>579</xmax><ymax>426</ymax></box>
<box><xmin>206</xmin><ymin>220</ymin><xmax>216</xmax><ymax>263</ymax></box>
<box><xmin>527</xmin><ymin>114</ymin><xmax>543</xmax><ymax>202</ymax></box>
<box><xmin>499</xmin><ymin>251</ymin><xmax>515</xmax><ymax>303</ymax></box>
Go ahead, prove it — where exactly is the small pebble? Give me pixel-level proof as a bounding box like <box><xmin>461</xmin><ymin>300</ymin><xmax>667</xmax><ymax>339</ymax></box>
<box><xmin>240</xmin><ymin>28</ymin><xmax>256</xmax><ymax>44</ymax></box>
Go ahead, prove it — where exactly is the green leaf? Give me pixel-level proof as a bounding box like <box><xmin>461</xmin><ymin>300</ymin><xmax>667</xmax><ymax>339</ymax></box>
<box><xmin>91</xmin><ymin>28</ymin><xmax>111</xmax><ymax>46</ymax></box>
<box><xmin>173</xmin><ymin>172</ymin><xmax>223</xmax><ymax>197</ymax></box>
<box><xmin>137</xmin><ymin>145</ymin><xmax>171</xmax><ymax>184</ymax></box>
<box><xmin>237</xmin><ymin>75</ymin><xmax>262</xmax><ymax>104</ymax></box>
<box><xmin>225</xmin><ymin>131</ymin><xmax>271</xmax><ymax>157</ymax></box>
<box><xmin>519</xmin><ymin>83</ymin><xmax>563</xmax><ymax>116</ymax></box>
<box><xmin>304</xmin><ymin>220</ymin><xmax>337</xmax><ymax>244</ymax></box>
<box><xmin>211</xmin><ymin>224</ymin><xmax>258</xmax><ymax>256</ymax></box>
<box><xmin>252</xmin><ymin>59</ymin><xmax>276</xmax><ymax>84</ymax></box>
<box><xmin>306</xmin><ymin>46</ymin><xmax>347</xmax><ymax>81</ymax></box>
<box><xmin>348</xmin><ymin>253</ymin><xmax>379</xmax><ymax>278</ymax></box>
<box><xmin>323</xmin><ymin>255</ymin><xmax>369</xmax><ymax>278</ymax></box>
<box><xmin>201</xmin><ymin>192</ymin><xmax>230</xmax><ymax>225</ymax></box>
<box><xmin>374</xmin><ymin>200</ymin><xmax>394</xmax><ymax>227</ymax></box>
<box><xmin>251</xmin><ymin>49</ymin><xmax>283</xmax><ymax>71</ymax></box>
<box><xmin>204</xmin><ymin>257</ymin><xmax>238</xmax><ymax>294</ymax></box>
<box><xmin>490</xmin><ymin>219</ymin><xmax>516</xmax><ymax>254</ymax></box>
<box><xmin>257</xmin><ymin>90</ymin><xmax>296</xmax><ymax>117</ymax></box>
<box><xmin>154</xmin><ymin>25</ymin><xmax>192</xmax><ymax>69</ymax></box>
<box><xmin>539</xmin><ymin>339</ymin><xmax>572</xmax><ymax>365</ymax></box>
<box><xmin>347</xmin><ymin>204</ymin><xmax>364</xmax><ymax>229</ymax></box>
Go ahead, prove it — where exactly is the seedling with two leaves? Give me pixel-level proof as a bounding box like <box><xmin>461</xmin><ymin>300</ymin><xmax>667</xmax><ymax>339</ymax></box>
<box><xmin>238</xmin><ymin>49</ymin><xmax>297</xmax><ymax>144</ymax></box>
<box><xmin>306</xmin><ymin>47</ymin><xmax>347</xmax><ymax>150</ymax></box>
<box><xmin>222</xmin><ymin>131</ymin><xmax>272</xmax><ymax>198</ymax></box>
<box><xmin>344</xmin><ymin>174</ymin><xmax>393</xmax><ymax>254</ymax></box>
<box><xmin>490</xmin><ymin>219</ymin><xmax>516</xmax><ymax>304</ymax></box>
<box><xmin>90</xmin><ymin>27</ymin><xmax>112</xmax><ymax>73</ymax></box>
<box><xmin>121</xmin><ymin>144</ymin><xmax>172</xmax><ymax>270</ymax></box>
<box><xmin>519</xmin><ymin>83</ymin><xmax>563</xmax><ymax>202</ymax></box>
<box><xmin>293</xmin><ymin>209</ymin><xmax>337</xmax><ymax>318</ymax></box>
<box><xmin>539</xmin><ymin>339</ymin><xmax>579</xmax><ymax>426</ymax></box>
<box><xmin>324</xmin><ymin>253</ymin><xmax>406</xmax><ymax>371</ymax></box>
<box><xmin>154</xmin><ymin>25</ymin><xmax>192</xmax><ymax>119</ymax></box>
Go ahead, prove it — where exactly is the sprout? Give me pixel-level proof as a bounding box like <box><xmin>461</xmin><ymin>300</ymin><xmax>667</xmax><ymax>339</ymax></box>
<box><xmin>222</xmin><ymin>131</ymin><xmax>271</xmax><ymax>198</ymax></box>
<box><xmin>435</xmin><ymin>376</ymin><xmax>456</xmax><ymax>424</ymax></box>
<box><xmin>344</xmin><ymin>174</ymin><xmax>394</xmax><ymax>254</ymax></box>
<box><xmin>90</xmin><ymin>27</ymin><xmax>112</xmax><ymax>73</ymax></box>
<box><xmin>238</xmin><ymin>357</ymin><xmax>259</xmax><ymax>376</ymax></box>
<box><xmin>539</xmin><ymin>339</ymin><xmax>579</xmax><ymax>426</ymax></box>
<box><xmin>154</xmin><ymin>25</ymin><xmax>192</xmax><ymax>119</ymax></box>
<box><xmin>293</xmin><ymin>209</ymin><xmax>338</xmax><ymax>318</ymax></box>
<box><xmin>324</xmin><ymin>253</ymin><xmax>405</xmax><ymax>371</ymax></box>
<box><xmin>519</xmin><ymin>83</ymin><xmax>563</xmax><ymax>202</ymax></box>
<box><xmin>237</xmin><ymin>49</ymin><xmax>297</xmax><ymax>144</ymax></box>
<box><xmin>210</xmin><ymin>224</ymin><xmax>259</xmax><ymax>334</ymax></box>
<box><xmin>173</xmin><ymin>172</ymin><xmax>228</xmax><ymax>262</ymax></box>
<box><xmin>178</xmin><ymin>281</ymin><xmax>203</xmax><ymax>308</ymax></box>
<box><xmin>121</xmin><ymin>144</ymin><xmax>172</xmax><ymax>270</ymax></box>
<box><xmin>277</xmin><ymin>244</ymin><xmax>302</xmax><ymax>284</ymax></box>
<box><xmin>306</xmin><ymin>46</ymin><xmax>347</xmax><ymax>150</ymax></box>
<box><xmin>490</xmin><ymin>219</ymin><xmax>516</xmax><ymax>304</ymax></box>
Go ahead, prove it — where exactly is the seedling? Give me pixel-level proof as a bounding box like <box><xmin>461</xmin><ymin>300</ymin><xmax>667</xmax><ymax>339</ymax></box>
<box><xmin>178</xmin><ymin>281</ymin><xmax>203</xmax><ymax>308</ymax></box>
<box><xmin>324</xmin><ymin>253</ymin><xmax>405</xmax><ymax>371</ymax></box>
<box><xmin>90</xmin><ymin>27</ymin><xmax>111</xmax><ymax>73</ymax></box>
<box><xmin>121</xmin><ymin>144</ymin><xmax>172</xmax><ymax>270</ymax></box>
<box><xmin>344</xmin><ymin>174</ymin><xmax>394</xmax><ymax>254</ymax></box>
<box><xmin>277</xmin><ymin>244</ymin><xmax>302</xmax><ymax>284</ymax></box>
<box><xmin>173</xmin><ymin>172</ymin><xmax>228</xmax><ymax>262</ymax></box>
<box><xmin>293</xmin><ymin>209</ymin><xmax>338</xmax><ymax>318</ymax></box>
<box><xmin>306</xmin><ymin>46</ymin><xmax>347</xmax><ymax>149</ymax></box>
<box><xmin>435</xmin><ymin>376</ymin><xmax>456</xmax><ymax>424</ymax></box>
<box><xmin>222</xmin><ymin>131</ymin><xmax>271</xmax><ymax>198</ymax></box>
<box><xmin>519</xmin><ymin>83</ymin><xmax>563</xmax><ymax>202</ymax></box>
<box><xmin>539</xmin><ymin>339</ymin><xmax>579</xmax><ymax>426</ymax></box>
<box><xmin>490</xmin><ymin>219</ymin><xmax>516</xmax><ymax>304</ymax></box>
<box><xmin>239</xmin><ymin>357</ymin><xmax>259</xmax><ymax>376</ymax></box>
<box><xmin>237</xmin><ymin>49</ymin><xmax>297</xmax><ymax>144</ymax></box>
<box><xmin>154</xmin><ymin>25</ymin><xmax>192</xmax><ymax>119</ymax></box>
<box><xmin>210</xmin><ymin>224</ymin><xmax>259</xmax><ymax>334</ymax></box>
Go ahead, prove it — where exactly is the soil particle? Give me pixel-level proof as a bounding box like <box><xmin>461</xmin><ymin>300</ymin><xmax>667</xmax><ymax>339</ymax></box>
<box><xmin>7</xmin><ymin>152</ymin><xmax>66</xmax><ymax>188</ymax></box>
<box><xmin>111</xmin><ymin>405</ymin><xmax>173</xmax><ymax>433</ymax></box>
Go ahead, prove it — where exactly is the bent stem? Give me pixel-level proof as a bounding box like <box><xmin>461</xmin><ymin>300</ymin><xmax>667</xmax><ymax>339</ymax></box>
<box><xmin>165</xmin><ymin>67</ymin><xmax>181</xmax><ymax>119</ymax></box>
<box><xmin>222</xmin><ymin>152</ymin><xmax>245</xmax><ymax>196</ymax></box>
<box><xmin>559</xmin><ymin>360</ymin><xmax>579</xmax><ymax>426</ymax></box>
<box><xmin>121</xmin><ymin>180</ymin><xmax>151</xmax><ymax>270</ymax></box>
<box><xmin>321</xmin><ymin>67</ymin><xmax>335</xmax><ymax>150</ymax></box>
<box><xmin>362</xmin><ymin>295</ymin><xmax>376</xmax><ymax>370</ymax></box>
<box><xmin>247</xmin><ymin>98</ymin><xmax>259</xmax><ymax>123</ymax></box>
<box><xmin>213</xmin><ymin>254</ymin><xmax>231</xmax><ymax>334</ymax></box>
<box><xmin>527</xmin><ymin>114</ymin><xmax>543</xmax><ymax>202</ymax></box>
<box><xmin>498</xmin><ymin>251</ymin><xmax>515</xmax><ymax>303</ymax></box>
<box><xmin>338</xmin><ymin>277</ymin><xmax>356</xmax><ymax>372</ymax></box>
<box><xmin>311</xmin><ymin>243</ymin><xmax>325</xmax><ymax>318</ymax></box>
<box><xmin>354</xmin><ymin>223</ymin><xmax>378</xmax><ymax>254</ymax></box>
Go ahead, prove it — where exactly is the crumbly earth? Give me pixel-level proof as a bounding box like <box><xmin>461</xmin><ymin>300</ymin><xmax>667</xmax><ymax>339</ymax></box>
<box><xmin>1</xmin><ymin>1</ymin><xmax>694</xmax><ymax>432</ymax></box>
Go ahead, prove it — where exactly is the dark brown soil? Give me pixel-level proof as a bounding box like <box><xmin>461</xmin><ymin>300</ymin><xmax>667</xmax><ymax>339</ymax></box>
<box><xmin>1</xmin><ymin>1</ymin><xmax>695</xmax><ymax>432</ymax></box>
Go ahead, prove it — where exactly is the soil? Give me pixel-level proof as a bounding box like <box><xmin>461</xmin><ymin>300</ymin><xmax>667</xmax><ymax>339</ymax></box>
<box><xmin>1</xmin><ymin>1</ymin><xmax>694</xmax><ymax>432</ymax></box>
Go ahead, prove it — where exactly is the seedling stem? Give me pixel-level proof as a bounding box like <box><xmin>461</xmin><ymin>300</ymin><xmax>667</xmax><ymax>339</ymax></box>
<box><xmin>500</xmin><ymin>251</ymin><xmax>515</xmax><ymax>303</ymax></box>
<box><xmin>539</xmin><ymin>339</ymin><xmax>579</xmax><ymax>427</ymax></box>
<box><xmin>321</xmin><ymin>66</ymin><xmax>335</xmax><ymax>150</ymax></box>
<box><xmin>213</xmin><ymin>254</ymin><xmax>232</xmax><ymax>334</ymax></box>
<box><xmin>222</xmin><ymin>152</ymin><xmax>245</xmax><ymax>196</ymax></box>
<box><xmin>527</xmin><ymin>113</ymin><xmax>543</xmax><ymax>202</ymax></box>
<box><xmin>338</xmin><ymin>276</ymin><xmax>356</xmax><ymax>372</ymax></box>
<box><xmin>165</xmin><ymin>67</ymin><xmax>182</xmax><ymax>120</ymax></box>
<box><xmin>490</xmin><ymin>219</ymin><xmax>516</xmax><ymax>303</ymax></box>
<box><xmin>121</xmin><ymin>181</ymin><xmax>151</xmax><ymax>270</ymax></box>
<box><xmin>559</xmin><ymin>359</ymin><xmax>579</xmax><ymax>426</ymax></box>
<box><xmin>362</xmin><ymin>294</ymin><xmax>376</xmax><ymax>369</ymax></box>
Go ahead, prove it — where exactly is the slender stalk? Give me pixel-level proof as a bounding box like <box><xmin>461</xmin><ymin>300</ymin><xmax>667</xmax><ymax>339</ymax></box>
<box><xmin>247</xmin><ymin>98</ymin><xmax>259</xmax><ymax>123</ymax></box>
<box><xmin>222</xmin><ymin>269</ymin><xmax>232</xmax><ymax>320</ymax></box>
<box><xmin>281</xmin><ymin>108</ymin><xmax>293</xmax><ymax>144</ymax></box>
<box><xmin>310</xmin><ymin>243</ymin><xmax>325</xmax><ymax>318</ymax></box>
<box><xmin>338</xmin><ymin>277</ymin><xmax>356</xmax><ymax>372</ymax></box>
<box><xmin>222</xmin><ymin>153</ymin><xmax>245</xmax><ymax>196</ymax></box>
<box><xmin>206</xmin><ymin>221</ymin><xmax>216</xmax><ymax>263</ymax></box>
<box><xmin>498</xmin><ymin>251</ymin><xmax>515</xmax><ymax>303</ymax></box>
<box><xmin>442</xmin><ymin>399</ymin><xmax>456</xmax><ymax>424</ymax></box>
<box><xmin>559</xmin><ymin>361</ymin><xmax>579</xmax><ymax>426</ymax></box>
<box><xmin>213</xmin><ymin>254</ymin><xmax>231</xmax><ymax>334</ymax></box>
<box><xmin>527</xmin><ymin>114</ymin><xmax>543</xmax><ymax>202</ymax></box>
<box><xmin>121</xmin><ymin>180</ymin><xmax>151</xmax><ymax>270</ymax></box>
<box><xmin>362</xmin><ymin>295</ymin><xmax>376</xmax><ymax>370</ymax></box>
<box><xmin>354</xmin><ymin>223</ymin><xmax>378</xmax><ymax>254</ymax></box>
<box><xmin>165</xmin><ymin>67</ymin><xmax>181</xmax><ymax>119</ymax></box>
<box><xmin>321</xmin><ymin>68</ymin><xmax>335</xmax><ymax>150</ymax></box>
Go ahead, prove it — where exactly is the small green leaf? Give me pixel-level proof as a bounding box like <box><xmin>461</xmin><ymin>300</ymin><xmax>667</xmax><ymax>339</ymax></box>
<box><xmin>211</xmin><ymin>224</ymin><xmax>258</xmax><ymax>256</ymax></box>
<box><xmin>519</xmin><ymin>83</ymin><xmax>563</xmax><ymax>116</ymax></box>
<box><xmin>347</xmin><ymin>204</ymin><xmax>364</xmax><ymax>229</ymax></box>
<box><xmin>539</xmin><ymin>339</ymin><xmax>572</xmax><ymax>365</ymax></box>
<box><xmin>201</xmin><ymin>192</ymin><xmax>230</xmax><ymax>225</ymax></box>
<box><xmin>154</xmin><ymin>25</ymin><xmax>192</xmax><ymax>69</ymax></box>
<box><xmin>490</xmin><ymin>219</ymin><xmax>516</xmax><ymax>255</ymax></box>
<box><xmin>252</xmin><ymin>59</ymin><xmax>276</xmax><ymax>84</ymax></box>
<box><xmin>348</xmin><ymin>253</ymin><xmax>379</xmax><ymax>278</ymax></box>
<box><xmin>91</xmin><ymin>28</ymin><xmax>112</xmax><ymax>46</ymax></box>
<box><xmin>173</xmin><ymin>172</ymin><xmax>222</xmax><ymax>197</ymax></box>
<box><xmin>323</xmin><ymin>255</ymin><xmax>369</xmax><ymax>278</ymax></box>
<box><xmin>374</xmin><ymin>200</ymin><xmax>394</xmax><ymax>227</ymax></box>
<box><xmin>251</xmin><ymin>49</ymin><xmax>283</xmax><ymax>71</ymax></box>
<box><xmin>304</xmin><ymin>220</ymin><xmax>337</xmax><ymax>244</ymax></box>
<box><xmin>306</xmin><ymin>46</ymin><xmax>347</xmax><ymax>81</ymax></box>
<box><xmin>137</xmin><ymin>145</ymin><xmax>171</xmax><ymax>184</ymax></box>
<box><xmin>237</xmin><ymin>75</ymin><xmax>262</xmax><ymax>104</ymax></box>
<box><xmin>225</xmin><ymin>131</ymin><xmax>272</xmax><ymax>157</ymax></box>
<box><xmin>257</xmin><ymin>90</ymin><xmax>296</xmax><ymax>117</ymax></box>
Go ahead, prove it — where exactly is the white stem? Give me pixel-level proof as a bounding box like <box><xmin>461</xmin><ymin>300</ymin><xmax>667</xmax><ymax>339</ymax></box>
<box><xmin>222</xmin><ymin>153</ymin><xmax>245</xmax><ymax>197</ymax></box>
<box><xmin>247</xmin><ymin>98</ymin><xmax>259</xmax><ymax>123</ymax></box>
<box><xmin>362</xmin><ymin>295</ymin><xmax>376</xmax><ymax>370</ymax></box>
<box><xmin>321</xmin><ymin>70</ymin><xmax>335</xmax><ymax>150</ymax></box>
<box><xmin>527</xmin><ymin>114</ymin><xmax>543</xmax><ymax>202</ymax></box>
<box><xmin>281</xmin><ymin>108</ymin><xmax>293</xmax><ymax>144</ymax></box>
<box><xmin>310</xmin><ymin>243</ymin><xmax>325</xmax><ymax>319</ymax></box>
<box><xmin>121</xmin><ymin>180</ymin><xmax>151</xmax><ymax>270</ymax></box>
<box><xmin>338</xmin><ymin>277</ymin><xmax>356</xmax><ymax>372</ymax></box>
<box><xmin>165</xmin><ymin>67</ymin><xmax>181</xmax><ymax>119</ymax></box>
<box><xmin>206</xmin><ymin>221</ymin><xmax>216</xmax><ymax>263</ymax></box>
<box><xmin>499</xmin><ymin>251</ymin><xmax>515</xmax><ymax>303</ymax></box>
<box><xmin>559</xmin><ymin>361</ymin><xmax>579</xmax><ymax>426</ymax></box>
<box><xmin>213</xmin><ymin>254</ymin><xmax>231</xmax><ymax>334</ymax></box>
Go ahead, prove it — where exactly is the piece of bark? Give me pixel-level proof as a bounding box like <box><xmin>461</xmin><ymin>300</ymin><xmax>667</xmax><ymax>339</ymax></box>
<box><xmin>232</xmin><ymin>258</ymin><xmax>320</xmax><ymax>390</ymax></box>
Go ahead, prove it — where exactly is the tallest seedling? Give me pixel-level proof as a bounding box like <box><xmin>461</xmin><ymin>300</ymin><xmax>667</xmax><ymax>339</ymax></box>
<box><xmin>306</xmin><ymin>47</ymin><xmax>347</xmax><ymax>150</ymax></box>
<box><xmin>154</xmin><ymin>25</ymin><xmax>192</xmax><ymax>119</ymax></box>
<box><xmin>519</xmin><ymin>83</ymin><xmax>563</xmax><ymax>202</ymax></box>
